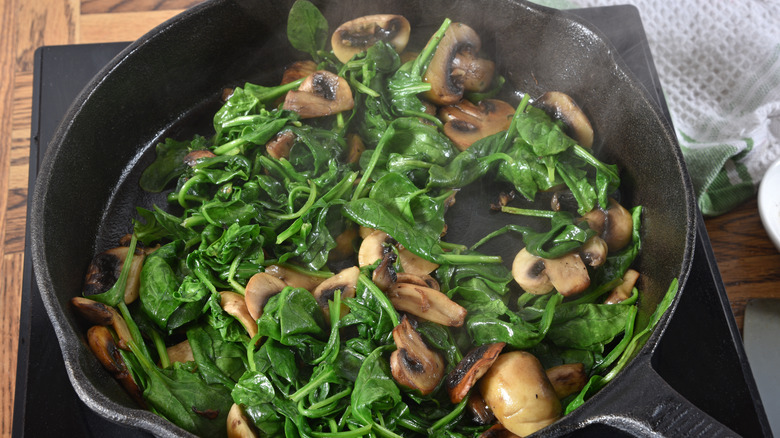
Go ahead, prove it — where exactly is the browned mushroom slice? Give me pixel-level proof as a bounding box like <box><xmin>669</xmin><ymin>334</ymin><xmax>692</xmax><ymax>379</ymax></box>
<box><xmin>71</xmin><ymin>296</ymin><xmax>133</xmax><ymax>349</ymax></box>
<box><xmin>423</xmin><ymin>22</ymin><xmax>491</xmax><ymax>105</ymax></box>
<box><xmin>83</xmin><ymin>245</ymin><xmax>145</xmax><ymax>304</ymax></box>
<box><xmin>245</xmin><ymin>272</ymin><xmax>288</xmax><ymax>320</ymax></box>
<box><xmin>511</xmin><ymin>248</ymin><xmax>553</xmax><ymax>295</ymax></box>
<box><xmin>398</xmin><ymin>246</ymin><xmax>439</xmax><ymax>276</ymax></box>
<box><xmin>478</xmin><ymin>351</ymin><xmax>561</xmax><ymax>436</ymax></box>
<box><xmin>387</xmin><ymin>282</ymin><xmax>467</xmax><ymax>327</ymax></box>
<box><xmin>283</xmin><ymin>70</ymin><xmax>354</xmax><ymax>118</ymax></box>
<box><xmin>445</xmin><ymin>342</ymin><xmax>506</xmax><ymax>403</ymax></box>
<box><xmin>227</xmin><ymin>403</ymin><xmax>258</xmax><ymax>438</ymax></box>
<box><xmin>167</xmin><ymin>340</ymin><xmax>194</xmax><ymax>364</ymax></box>
<box><xmin>281</xmin><ymin>60</ymin><xmax>317</xmax><ymax>85</ymax></box>
<box><xmin>579</xmin><ymin>236</ymin><xmax>608</xmax><ymax>267</ymax></box>
<box><xmin>604</xmin><ymin>268</ymin><xmax>640</xmax><ymax>304</ymax></box>
<box><xmin>389</xmin><ymin>316</ymin><xmax>445</xmax><ymax>395</ymax></box>
<box><xmin>331</xmin><ymin>14</ymin><xmax>411</xmax><ymax>63</ymax></box>
<box><xmin>372</xmin><ymin>252</ymin><xmax>398</xmax><ymax>292</ymax></box>
<box><xmin>183</xmin><ymin>150</ymin><xmax>217</xmax><ymax>167</ymax></box>
<box><xmin>579</xmin><ymin>198</ymin><xmax>633</xmax><ymax>252</ymax></box>
<box><xmin>535</xmin><ymin>91</ymin><xmax>594</xmax><ymax>148</ymax></box>
<box><xmin>439</xmin><ymin>99</ymin><xmax>514</xmax><ymax>151</ymax></box>
<box><xmin>545</xmin><ymin>363</ymin><xmax>587</xmax><ymax>399</ymax></box>
<box><xmin>265</xmin><ymin>130</ymin><xmax>295</xmax><ymax>160</ymax></box>
<box><xmin>544</xmin><ymin>252</ymin><xmax>590</xmax><ymax>297</ymax></box>
<box><xmin>220</xmin><ymin>291</ymin><xmax>258</xmax><ymax>338</ymax></box>
<box><xmin>358</xmin><ymin>230</ymin><xmax>394</xmax><ymax>267</ymax></box>
<box><xmin>453</xmin><ymin>52</ymin><xmax>495</xmax><ymax>93</ymax></box>
<box><xmin>396</xmin><ymin>272</ymin><xmax>440</xmax><ymax>291</ymax></box>
<box><xmin>312</xmin><ymin>266</ymin><xmax>360</xmax><ymax>320</ymax></box>
<box><xmin>328</xmin><ymin>225</ymin><xmax>358</xmax><ymax>262</ymax></box>
<box><xmin>467</xmin><ymin>391</ymin><xmax>495</xmax><ymax>426</ymax></box>
<box><xmin>87</xmin><ymin>325</ymin><xmax>146</xmax><ymax>407</ymax></box>
<box><xmin>346</xmin><ymin>133</ymin><xmax>366</xmax><ymax>165</ymax></box>
<box><xmin>263</xmin><ymin>264</ymin><xmax>327</xmax><ymax>292</ymax></box>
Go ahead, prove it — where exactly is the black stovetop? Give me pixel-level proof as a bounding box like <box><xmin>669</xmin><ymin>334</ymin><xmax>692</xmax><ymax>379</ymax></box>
<box><xmin>13</xmin><ymin>6</ymin><xmax>772</xmax><ymax>437</ymax></box>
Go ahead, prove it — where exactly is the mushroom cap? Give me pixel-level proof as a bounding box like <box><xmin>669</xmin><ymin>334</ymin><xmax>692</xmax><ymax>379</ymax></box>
<box><xmin>535</xmin><ymin>91</ymin><xmax>594</xmax><ymax>148</ymax></box>
<box><xmin>265</xmin><ymin>130</ymin><xmax>295</xmax><ymax>160</ymax></box>
<box><xmin>445</xmin><ymin>342</ymin><xmax>506</xmax><ymax>403</ymax></box>
<box><xmin>166</xmin><ymin>340</ymin><xmax>195</xmax><ymax>365</ymax></box>
<box><xmin>283</xmin><ymin>70</ymin><xmax>354</xmax><ymax>118</ymax></box>
<box><xmin>511</xmin><ymin>248</ymin><xmax>553</xmax><ymax>295</ymax></box>
<box><xmin>311</xmin><ymin>266</ymin><xmax>360</xmax><ymax>320</ymax></box>
<box><xmin>220</xmin><ymin>291</ymin><xmax>258</xmax><ymax>338</ymax></box>
<box><xmin>245</xmin><ymin>272</ymin><xmax>288</xmax><ymax>320</ymax></box>
<box><xmin>398</xmin><ymin>245</ymin><xmax>440</xmax><ymax>276</ymax></box>
<box><xmin>263</xmin><ymin>264</ymin><xmax>326</xmax><ymax>292</ymax></box>
<box><xmin>227</xmin><ymin>403</ymin><xmax>259</xmax><ymax>438</ymax></box>
<box><xmin>604</xmin><ymin>268</ymin><xmax>640</xmax><ymax>304</ymax></box>
<box><xmin>389</xmin><ymin>316</ymin><xmax>445</xmax><ymax>395</ymax></box>
<box><xmin>439</xmin><ymin>99</ymin><xmax>514</xmax><ymax>150</ymax></box>
<box><xmin>545</xmin><ymin>363</ymin><xmax>587</xmax><ymax>399</ymax></box>
<box><xmin>331</xmin><ymin>14</ymin><xmax>411</xmax><ymax>63</ymax></box>
<box><xmin>544</xmin><ymin>252</ymin><xmax>590</xmax><ymax>297</ymax></box>
<box><xmin>83</xmin><ymin>245</ymin><xmax>145</xmax><ymax>305</ymax></box>
<box><xmin>423</xmin><ymin>22</ymin><xmax>483</xmax><ymax>106</ymax></box>
<box><xmin>478</xmin><ymin>351</ymin><xmax>561</xmax><ymax>436</ymax></box>
<box><xmin>358</xmin><ymin>229</ymin><xmax>393</xmax><ymax>267</ymax></box>
<box><xmin>580</xmin><ymin>236</ymin><xmax>608</xmax><ymax>267</ymax></box>
<box><xmin>580</xmin><ymin>198</ymin><xmax>633</xmax><ymax>252</ymax></box>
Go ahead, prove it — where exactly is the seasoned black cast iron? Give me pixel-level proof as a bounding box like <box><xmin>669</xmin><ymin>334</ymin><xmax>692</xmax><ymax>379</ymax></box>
<box><xmin>32</xmin><ymin>0</ymin><xmax>709</xmax><ymax>436</ymax></box>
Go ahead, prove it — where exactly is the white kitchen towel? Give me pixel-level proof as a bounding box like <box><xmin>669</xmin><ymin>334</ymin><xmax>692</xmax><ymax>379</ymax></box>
<box><xmin>531</xmin><ymin>0</ymin><xmax>780</xmax><ymax>216</ymax></box>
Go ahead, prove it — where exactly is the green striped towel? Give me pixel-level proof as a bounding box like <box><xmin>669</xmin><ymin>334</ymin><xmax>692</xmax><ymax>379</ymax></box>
<box><xmin>531</xmin><ymin>0</ymin><xmax>780</xmax><ymax>216</ymax></box>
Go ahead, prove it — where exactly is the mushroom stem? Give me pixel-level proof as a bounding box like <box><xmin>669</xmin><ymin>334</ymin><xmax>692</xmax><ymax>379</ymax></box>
<box><xmin>87</xmin><ymin>325</ymin><xmax>146</xmax><ymax>407</ymax></box>
<box><xmin>71</xmin><ymin>296</ymin><xmax>133</xmax><ymax>349</ymax></box>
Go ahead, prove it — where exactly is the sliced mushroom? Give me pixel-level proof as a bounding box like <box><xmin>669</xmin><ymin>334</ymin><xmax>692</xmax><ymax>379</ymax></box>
<box><xmin>346</xmin><ymin>133</ymin><xmax>366</xmax><ymax>164</ymax></box>
<box><xmin>166</xmin><ymin>340</ymin><xmax>194</xmax><ymax>364</ymax></box>
<box><xmin>445</xmin><ymin>342</ymin><xmax>506</xmax><ymax>403</ymax></box>
<box><xmin>227</xmin><ymin>403</ymin><xmax>258</xmax><ymax>438</ymax></box>
<box><xmin>579</xmin><ymin>236</ymin><xmax>608</xmax><ymax>267</ymax></box>
<box><xmin>245</xmin><ymin>272</ymin><xmax>288</xmax><ymax>321</ymax></box>
<box><xmin>545</xmin><ymin>363</ymin><xmax>587</xmax><ymax>399</ymax></box>
<box><xmin>511</xmin><ymin>248</ymin><xmax>553</xmax><ymax>295</ymax></box>
<box><xmin>478</xmin><ymin>351</ymin><xmax>561</xmax><ymax>436</ymax></box>
<box><xmin>328</xmin><ymin>225</ymin><xmax>358</xmax><ymax>262</ymax></box>
<box><xmin>331</xmin><ymin>14</ymin><xmax>411</xmax><ymax>63</ymax></box>
<box><xmin>220</xmin><ymin>291</ymin><xmax>258</xmax><ymax>338</ymax></box>
<box><xmin>580</xmin><ymin>198</ymin><xmax>633</xmax><ymax>252</ymax></box>
<box><xmin>544</xmin><ymin>252</ymin><xmax>590</xmax><ymax>297</ymax></box>
<box><xmin>387</xmin><ymin>282</ymin><xmax>467</xmax><ymax>327</ymax></box>
<box><xmin>283</xmin><ymin>70</ymin><xmax>354</xmax><ymax>119</ymax></box>
<box><xmin>71</xmin><ymin>296</ymin><xmax>133</xmax><ymax>349</ymax></box>
<box><xmin>281</xmin><ymin>60</ymin><xmax>317</xmax><ymax>85</ymax></box>
<box><xmin>439</xmin><ymin>99</ymin><xmax>514</xmax><ymax>151</ymax></box>
<box><xmin>398</xmin><ymin>245</ymin><xmax>439</xmax><ymax>276</ymax></box>
<box><xmin>535</xmin><ymin>91</ymin><xmax>594</xmax><ymax>148</ymax></box>
<box><xmin>265</xmin><ymin>130</ymin><xmax>295</xmax><ymax>160</ymax></box>
<box><xmin>358</xmin><ymin>230</ymin><xmax>394</xmax><ymax>267</ymax></box>
<box><xmin>359</xmin><ymin>226</ymin><xmax>377</xmax><ymax>239</ymax></box>
<box><xmin>83</xmin><ymin>245</ymin><xmax>145</xmax><ymax>304</ymax></box>
<box><xmin>183</xmin><ymin>150</ymin><xmax>216</xmax><ymax>167</ymax></box>
<box><xmin>87</xmin><ymin>325</ymin><xmax>146</xmax><ymax>407</ymax></box>
<box><xmin>467</xmin><ymin>391</ymin><xmax>495</xmax><ymax>426</ymax></box>
<box><xmin>423</xmin><ymin>22</ymin><xmax>492</xmax><ymax>105</ymax></box>
<box><xmin>372</xmin><ymin>252</ymin><xmax>398</xmax><ymax>291</ymax></box>
<box><xmin>389</xmin><ymin>316</ymin><xmax>445</xmax><ymax>395</ymax></box>
<box><xmin>604</xmin><ymin>268</ymin><xmax>640</xmax><ymax>304</ymax></box>
<box><xmin>453</xmin><ymin>51</ymin><xmax>495</xmax><ymax>93</ymax></box>
<box><xmin>312</xmin><ymin>266</ymin><xmax>360</xmax><ymax>320</ymax></box>
<box><xmin>263</xmin><ymin>264</ymin><xmax>327</xmax><ymax>292</ymax></box>
<box><xmin>396</xmin><ymin>272</ymin><xmax>440</xmax><ymax>291</ymax></box>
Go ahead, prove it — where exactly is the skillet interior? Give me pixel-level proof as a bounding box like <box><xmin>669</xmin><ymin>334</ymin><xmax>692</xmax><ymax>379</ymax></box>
<box><xmin>31</xmin><ymin>0</ymin><xmax>696</xmax><ymax>436</ymax></box>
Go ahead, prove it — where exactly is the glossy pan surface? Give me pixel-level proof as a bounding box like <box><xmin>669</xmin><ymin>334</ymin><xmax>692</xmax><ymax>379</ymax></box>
<box><xmin>32</xmin><ymin>0</ymin><xmax>700</xmax><ymax>436</ymax></box>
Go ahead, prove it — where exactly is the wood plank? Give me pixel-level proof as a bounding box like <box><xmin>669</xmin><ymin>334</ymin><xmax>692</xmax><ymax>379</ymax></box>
<box><xmin>79</xmin><ymin>9</ymin><xmax>186</xmax><ymax>43</ymax></box>
<box><xmin>6</xmin><ymin>74</ymin><xmax>32</xmax><ymax>254</ymax></box>
<box><xmin>15</xmin><ymin>0</ymin><xmax>79</xmax><ymax>72</ymax></box>
<box><xmin>81</xmin><ymin>0</ymin><xmax>204</xmax><ymax>14</ymax></box>
<box><xmin>0</xmin><ymin>253</ymin><xmax>24</xmax><ymax>438</ymax></box>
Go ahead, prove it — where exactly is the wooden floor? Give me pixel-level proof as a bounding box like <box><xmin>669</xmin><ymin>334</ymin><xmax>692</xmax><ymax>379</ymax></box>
<box><xmin>1</xmin><ymin>1</ymin><xmax>778</xmax><ymax>436</ymax></box>
<box><xmin>0</xmin><ymin>1</ymin><xmax>203</xmax><ymax>435</ymax></box>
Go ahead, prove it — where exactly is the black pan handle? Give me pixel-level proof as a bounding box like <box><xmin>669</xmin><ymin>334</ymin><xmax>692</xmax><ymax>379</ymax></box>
<box><xmin>563</xmin><ymin>357</ymin><xmax>742</xmax><ymax>437</ymax></box>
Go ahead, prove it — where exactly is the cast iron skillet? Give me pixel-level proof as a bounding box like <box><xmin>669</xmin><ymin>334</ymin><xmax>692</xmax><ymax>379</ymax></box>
<box><xmin>31</xmin><ymin>0</ymin><xmax>722</xmax><ymax>436</ymax></box>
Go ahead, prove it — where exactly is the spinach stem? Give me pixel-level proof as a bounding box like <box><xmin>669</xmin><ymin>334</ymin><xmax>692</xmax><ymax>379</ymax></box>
<box><xmin>270</xmin><ymin>180</ymin><xmax>318</xmax><ymax>220</ymax></box>
<box><xmin>290</xmin><ymin>368</ymin><xmax>337</xmax><ymax>403</ymax></box>
<box><xmin>440</xmin><ymin>253</ymin><xmax>502</xmax><ymax>264</ymax></box>
<box><xmin>500</xmin><ymin>206</ymin><xmax>555</xmax><ymax>218</ymax></box>
<box><xmin>412</xmin><ymin>18</ymin><xmax>452</xmax><ymax>78</ymax></box>
<box><xmin>151</xmin><ymin>329</ymin><xmax>170</xmax><ymax>369</ymax></box>
<box><xmin>228</xmin><ymin>255</ymin><xmax>246</xmax><ymax>294</ymax></box>
<box><xmin>427</xmin><ymin>396</ymin><xmax>468</xmax><ymax>434</ymax></box>
<box><xmin>310</xmin><ymin>424</ymin><xmax>371</xmax><ymax>438</ymax></box>
<box><xmin>358</xmin><ymin>274</ymin><xmax>399</xmax><ymax>327</ymax></box>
